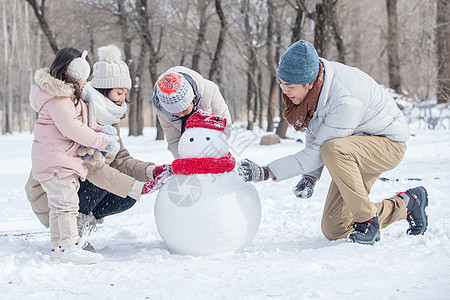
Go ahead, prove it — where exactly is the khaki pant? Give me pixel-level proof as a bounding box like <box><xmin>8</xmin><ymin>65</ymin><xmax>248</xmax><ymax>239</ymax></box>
<box><xmin>320</xmin><ymin>135</ymin><xmax>407</xmax><ymax>240</ymax></box>
<box><xmin>24</xmin><ymin>172</ymin><xmax>50</xmax><ymax>228</ymax></box>
<box><xmin>40</xmin><ymin>174</ymin><xmax>80</xmax><ymax>248</ymax></box>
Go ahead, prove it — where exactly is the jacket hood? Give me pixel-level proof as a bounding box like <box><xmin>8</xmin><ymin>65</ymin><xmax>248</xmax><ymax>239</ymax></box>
<box><xmin>29</xmin><ymin>68</ymin><xmax>75</xmax><ymax>112</ymax></box>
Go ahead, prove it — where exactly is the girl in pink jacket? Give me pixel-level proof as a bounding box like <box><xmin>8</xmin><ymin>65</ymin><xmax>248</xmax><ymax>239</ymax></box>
<box><xmin>29</xmin><ymin>48</ymin><xmax>119</xmax><ymax>264</ymax></box>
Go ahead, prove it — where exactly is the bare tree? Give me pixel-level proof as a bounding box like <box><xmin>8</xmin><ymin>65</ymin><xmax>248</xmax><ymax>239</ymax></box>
<box><xmin>192</xmin><ymin>0</ymin><xmax>210</xmax><ymax>72</ymax></box>
<box><xmin>117</xmin><ymin>0</ymin><xmax>147</xmax><ymax>136</ymax></box>
<box><xmin>0</xmin><ymin>0</ymin><xmax>447</xmax><ymax>135</ymax></box>
<box><xmin>436</xmin><ymin>0</ymin><xmax>450</xmax><ymax>103</ymax></box>
<box><xmin>136</xmin><ymin>0</ymin><xmax>165</xmax><ymax>139</ymax></box>
<box><xmin>297</xmin><ymin>0</ymin><xmax>345</xmax><ymax>61</ymax></box>
<box><xmin>25</xmin><ymin>0</ymin><xmax>59</xmax><ymax>54</ymax></box>
<box><xmin>326</xmin><ymin>0</ymin><xmax>345</xmax><ymax>63</ymax></box>
<box><xmin>265</xmin><ymin>0</ymin><xmax>277</xmax><ymax>132</ymax></box>
<box><xmin>239</xmin><ymin>0</ymin><xmax>265</xmax><ymax>130</ymax></box>
<box><xmin>208</xmin><ymin>0</ymin><xmax>228</xmax><ymax>84</ymax></box>
<box><xmin>386</xmin><ymin>0</ymin><xmax>402</xmax><ymax>93</ymax></box>
<box><xmin>276</xmin><ymin>0</ymin><xmax>307</xmax><ymax>139</ymax></box>
<box><xmin>2</xmin><ymin>0</ymin><xmax>14</xmax><ymax>134</ymax></box>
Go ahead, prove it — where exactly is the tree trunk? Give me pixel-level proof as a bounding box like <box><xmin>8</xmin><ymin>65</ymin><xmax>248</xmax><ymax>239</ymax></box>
<box><xmin>436</xmin><ymin>0</ymin><xmax>450</xmax><ymax>103</ymax></box>
<box><xmin>386</xmin><ymin>0</ymin><xmax>402</xmax><ymax>93</ymax></box>
<box><xmin>137</xmin><ymin>0</ymin><xmax>165</xmax><ymax>139</ymax></box>
<box><xmin>314</xmin><ymin>3</ymin><xmax>328</xmax><ymax>58</ymax></box>
<box><xmin>118</xmin><ymin>0</ymin><xmax>137</xmax><ymax>136</ymax></box>
<box><xmin>266</xmin><ymin>0</ymin><xmax>276</xmax><ymax>132</ymax></box>
<box><xmin>257</xmin><ymin>68</ymin><xmax>263</xmax><ymax>129</ymax></box>
<box><xmin>25</xmin><ymin>0</ymin><xmax>59</xmax><ymax>54</ymax></box>
<box><xmin>2</xmin><ymin>1</ymin><xmax>12</xmax><ymax>134</ymax></box>
<box><xmin>276</xmin><ymin>0</ymin><xmax>306</xmax><ymax>139</ymax></box>
<box><xmin>327</xmin><ymin>0</ymin><xmax>345</xmax><ymax>63</ymax></box>
<box><xmin>208</xmin><ymin>0</ymin><xmax>227</xmax><ymax>84</ymax></box>
<box><xmin>246</xmin><ymin>70</ymin><xmax>254</xmax><ymax>131</ymax></box>
<box><xmin>241</xmin><ymin>0</ymin><xmax>257</xmax><ymax>130</ymax></box>
<box><xmin>191</xmin><ymin>1</ymin><xmax>209</xmax><ymax>72</ymax></box>
<box><xmin>292</xmin><ymin>0</ymin><xmax>306</xmax><ymax>43</ymax></box>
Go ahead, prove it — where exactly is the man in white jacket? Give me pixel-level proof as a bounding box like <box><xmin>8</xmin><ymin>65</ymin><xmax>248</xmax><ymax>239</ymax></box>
<box><xmin>237</xmin><ymin>40</ymin><xmax>428</xmax><ymax>245</ymax></box>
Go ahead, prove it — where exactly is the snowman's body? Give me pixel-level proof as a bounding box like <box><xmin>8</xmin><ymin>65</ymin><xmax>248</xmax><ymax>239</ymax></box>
<box><xmin>154</xmin><ymin>111</ymin><xmax>261</xmax><ymax>256</ymax></box>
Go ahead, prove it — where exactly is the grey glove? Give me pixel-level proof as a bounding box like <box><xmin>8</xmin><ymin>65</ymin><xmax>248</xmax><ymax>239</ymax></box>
<box><xmin>237</xmin><ymin>159</ymin><xmax>269</xmax><ymax>182</ymax></box>
<box><xmin>100</xmin><ymin>125</ymin><xmax>117</xmax><ymax>135</ymax></box>
<box><xmin>79</xmin><ymin>125</ymin><xmax>119</xmax><ymax>161</ymax></box>
<box><xmin>293</xmin><ymin>175</ymin><xmax>317</xmax><ymax>198</ymax></box>
<box><xmin>98</xmin><ymin>133</ymin><xmax>120</xmax><ymax>155</ymax></box>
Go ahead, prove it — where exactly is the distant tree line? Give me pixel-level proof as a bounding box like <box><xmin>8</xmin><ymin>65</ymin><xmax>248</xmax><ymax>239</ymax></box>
<box><xmin>0</xmin><ymin>0</ymin><xmax>449</xmax><ymax>136</ymax></box>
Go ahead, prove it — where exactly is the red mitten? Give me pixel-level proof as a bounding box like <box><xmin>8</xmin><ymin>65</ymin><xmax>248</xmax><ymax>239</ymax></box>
<box><xmin>152</xmin><ymin>164</ymin><xmax>172</xmax><ymax>179</ymax></box>
<box><xmin>141</xmin><ymin>169</ymin><xmax>172</xmax><ymax>195</ymax></box>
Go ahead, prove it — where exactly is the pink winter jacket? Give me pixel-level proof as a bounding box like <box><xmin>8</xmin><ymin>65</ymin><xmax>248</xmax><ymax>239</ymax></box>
<box><xmin>30</xmin><ymin>68</ymin><xmax>100</xmax><ymax>182</ymax></box>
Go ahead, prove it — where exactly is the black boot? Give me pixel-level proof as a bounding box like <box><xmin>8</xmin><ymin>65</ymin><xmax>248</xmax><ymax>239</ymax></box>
<box><xmin>347</xmin><ymin>215</ymin><xmax>380</xmax><ymax>245</ymax></box>
<box><xmin>397</xmin><ymin>186</ymin><xmax>429</xmax><ymax>235</ymax></box>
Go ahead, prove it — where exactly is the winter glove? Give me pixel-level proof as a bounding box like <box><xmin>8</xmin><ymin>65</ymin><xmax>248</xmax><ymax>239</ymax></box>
<box><xmin>96</xmin><ymin>133</ymin><xmax>120</xmax><ymax>156</ymax></box>
<box><xmin>293</xmin><ymin>175</ymin><xmax>317</xmax><ymax>198</ymax></box>
<box><xmin>79</xmin><ymin>125</ymin><xmax>119</xmax><ymax>161</ymax></box>
<box><xmin>237</xmin><ymin>159</ymin><xmax>269</xmax><ymax>182</ymax></box>
<box><xmin>145</xmin><ymin>164</ymin><xmax>173</xmax><ymax>181</ymax></box>
<box><xmin>99</xmin><ymin>125</ymin><xmax>117</xmax><ymax>135</ymax></box>
<box><xmin>141</xmin><ymin>169</ymin><xmax>173</xmax><ymax>195</ymax></box>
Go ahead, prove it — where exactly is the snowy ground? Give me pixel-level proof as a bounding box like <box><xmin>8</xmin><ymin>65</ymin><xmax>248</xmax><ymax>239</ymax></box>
<box><xmin>1</xmin><ymin>125</ymin><xmax>450</xmax><ymax>299</ymax></box>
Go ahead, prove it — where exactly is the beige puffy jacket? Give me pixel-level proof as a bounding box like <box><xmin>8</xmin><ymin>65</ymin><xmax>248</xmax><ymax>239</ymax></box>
<box><xmin>154</xmin><ymin>66</ymin><xmax>232</xmax><ymax>158</ymax></box>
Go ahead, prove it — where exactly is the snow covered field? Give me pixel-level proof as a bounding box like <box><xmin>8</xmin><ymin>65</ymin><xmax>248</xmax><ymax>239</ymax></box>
<box><xmin>1</xmin><ymin>125</ymin><xmax>450</xmax><ymax>299</ymax></box>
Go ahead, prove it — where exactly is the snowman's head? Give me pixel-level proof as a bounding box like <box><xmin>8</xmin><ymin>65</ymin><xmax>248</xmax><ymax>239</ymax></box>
<box><xmin>179</xmin><ymin>127</ymin><xmax>228</xmax><ymax>158</ymax></box>
<box><xmin>178</xmin><ymin>110</ymin><xmax>229</xmax><ymax>158</ymax></box>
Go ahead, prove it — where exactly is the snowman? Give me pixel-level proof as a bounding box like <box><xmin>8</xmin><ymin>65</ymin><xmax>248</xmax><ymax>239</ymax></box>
<box><xmin>154</xmin><ymin>110</ymin><xmax>261</xmax><ymax>256</ymax></box>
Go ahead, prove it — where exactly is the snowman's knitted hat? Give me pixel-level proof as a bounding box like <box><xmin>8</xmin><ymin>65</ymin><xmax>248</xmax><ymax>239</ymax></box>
<box><xmin>185</xmin><ymin>110</ymin><xmax>227</xmax><ymax>132</ymax></box>
<box><xmin>156</xmin><ymin>72</ymin><xmax>194</xmax><ymax>113</ymax></box>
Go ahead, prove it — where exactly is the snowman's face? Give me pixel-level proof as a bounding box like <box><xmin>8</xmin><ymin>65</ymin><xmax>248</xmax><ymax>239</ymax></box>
<box><xmin>178</xmin><ymin>127</ymin><xmax>228</xmax><ymax>158</ymax></box>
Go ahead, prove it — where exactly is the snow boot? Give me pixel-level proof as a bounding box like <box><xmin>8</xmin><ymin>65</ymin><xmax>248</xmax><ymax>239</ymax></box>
<box><xmin>60</xmin><ymin>237</ymin><xmax>103</xmax><ymax>264</ymax></box>
<box><xmin>77</xmin><ymin>213</ymin><xmax>104</xmax><ymax>236</ymax></box>
<box><xmin>77</xmin><ymin>213</ymin><xmax>104</xmax><ymax>252</ymax></box>
<box><xmin>397</xmin><ymin>186</ymin><xmax>429</xmax><ymax>235</ymax></box>
<box><xmin>347</xmin><ymin>214</ymin><xmax>380</xmax><ymax>245</ymax></box>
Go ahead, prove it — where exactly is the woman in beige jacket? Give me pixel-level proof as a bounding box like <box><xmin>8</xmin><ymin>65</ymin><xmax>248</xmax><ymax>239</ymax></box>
<box><xmin>152</xmin><ymin>66</ymin><xmax>232</xmax><ymax>158</ymax></box>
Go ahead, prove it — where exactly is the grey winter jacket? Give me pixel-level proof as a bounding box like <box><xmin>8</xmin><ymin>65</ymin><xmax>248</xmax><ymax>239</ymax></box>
<box><xmin>267</xmin><ymin>58</ymin><xmax>409</xmax><ymax>182</ymax></box>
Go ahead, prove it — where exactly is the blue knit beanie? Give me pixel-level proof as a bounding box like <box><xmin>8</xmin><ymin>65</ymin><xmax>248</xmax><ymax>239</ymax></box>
<box><xmin>277</xmin><ymin>40</ymin><xmax>319</xmax><ymax>84</ymax></box>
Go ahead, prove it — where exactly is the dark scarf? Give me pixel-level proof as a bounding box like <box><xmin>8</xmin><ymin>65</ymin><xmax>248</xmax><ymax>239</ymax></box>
<box><xmin>282</xmin><ymin>61</ymin><xmax>325</xmax><ymax>131</ymax></box>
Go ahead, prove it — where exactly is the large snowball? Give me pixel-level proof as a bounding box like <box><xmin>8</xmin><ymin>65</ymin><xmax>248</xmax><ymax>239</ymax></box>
<box><xmin>154</xmin><ymin>171</ymin><xmax>261</xmax><ymax>256</ymax></box>
<box><xmin>178</xmin><ymin>127</ymin><xmax>228</xmax><ymax>158</ymax></box>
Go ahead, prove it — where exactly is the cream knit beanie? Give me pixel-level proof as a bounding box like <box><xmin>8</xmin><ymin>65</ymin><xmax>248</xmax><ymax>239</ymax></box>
<box><xmin>91</xmin><ymin>45</ymin><xmax>131</xmax><ymax>89</ymax></box>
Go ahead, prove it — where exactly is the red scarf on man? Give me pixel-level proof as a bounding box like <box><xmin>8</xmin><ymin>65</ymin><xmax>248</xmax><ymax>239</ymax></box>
<box><xmin>282</xmin><ymin>61</ymin><xmax>325</xmax><ymax>131</ymax></box>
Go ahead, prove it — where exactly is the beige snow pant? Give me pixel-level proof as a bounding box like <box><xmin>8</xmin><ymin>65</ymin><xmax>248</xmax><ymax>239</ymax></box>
<box><xmin>40</xmin><ymin>174</ymin><xmax>80</xmax><ymax>248</ymax></box>
<box><xmin>320</xmin><ymin>135</ymin><xmax>408</xmax><ymax>240</ymax></box>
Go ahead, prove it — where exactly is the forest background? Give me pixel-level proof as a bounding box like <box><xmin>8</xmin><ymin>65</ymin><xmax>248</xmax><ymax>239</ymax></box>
<box><xmin>0</xmin><ymin>0</ymin><xmax>449</xmax><ymax>139</ymax></box>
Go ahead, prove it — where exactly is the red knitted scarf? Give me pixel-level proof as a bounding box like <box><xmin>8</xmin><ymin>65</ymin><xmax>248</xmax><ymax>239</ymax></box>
<box><xmin>172</xmin><ymin>152</ymin><xmax>236</xmax><ymax>175</ymax></box>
